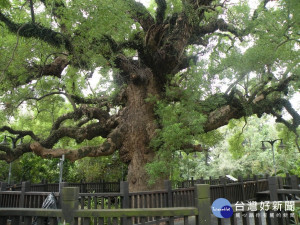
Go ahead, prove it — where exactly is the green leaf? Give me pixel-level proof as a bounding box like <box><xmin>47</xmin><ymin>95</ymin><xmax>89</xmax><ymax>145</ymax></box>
<box><xmin>0</xmin><ymin>0</ymin><xmax>10</xmax><ymax>8</ymax></box>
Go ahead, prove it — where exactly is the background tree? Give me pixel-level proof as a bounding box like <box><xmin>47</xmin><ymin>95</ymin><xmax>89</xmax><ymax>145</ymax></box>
<box><xmin>0</xmin><ymin>0</ymin><xmax>299</xmax><ymax>191</ymax></box>
<box><xmin>192</xmin><ymin>115</ymin><xmax>300</xmax><ymax>179</ymax></box>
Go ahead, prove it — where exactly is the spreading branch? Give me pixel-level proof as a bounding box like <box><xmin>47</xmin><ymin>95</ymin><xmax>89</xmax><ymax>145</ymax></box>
<box><xmin>0</xmin><ymin>104</ymin><xmax>121</xmax><ymax>162</ymax></box>
<box><xmin>0</xmin><ymin>12</ymin><xmax>72</xmax><ymax>51</ymax></box>
<box><xmin>31</xmin><ymin>124</ymin><xmax>126</xmax><ymax>162</ymax></box>
<box><xmin>51</xmin><ymin>106</ymin><xmax>111</xmax><ymax>131</ymax></box>
<box><xmin>271</xmin><ymin>99</ymin><xmax>300</xmax><ymax>131</ymax></box>
<box><xmin>125</xmin><ymin>0</ymin><xmax>155</xmax><ymax>31</ymax></box>
<box><xmin>16</xmin><ymin>91</ymin><xmax>73</xmax><ymax>109</ymax></box>
<box><xmin>0</xmin><ymin>144</ymin><xmax>32</xmax><ymax>162</ymax></box>
<box><xmin>0</xmin><ymin>126</ymin><xmax>40</xmax><ymax>141</ymax></box>
<box><xmin>201</xmin><ymin>72</ymin><xmax>299</xmax><ymax>132</ymax></box>
<box><xmin>191</xmin><ymin>18</ymin><xmax>243</xmax><ymax>44</ymax></box>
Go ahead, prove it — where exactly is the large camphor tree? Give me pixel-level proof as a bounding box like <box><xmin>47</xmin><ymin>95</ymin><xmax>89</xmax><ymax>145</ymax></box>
<box><xmin>0</xmin><ymin>0</ymin><xmax>299</xmax><ymax>191</ymax></box>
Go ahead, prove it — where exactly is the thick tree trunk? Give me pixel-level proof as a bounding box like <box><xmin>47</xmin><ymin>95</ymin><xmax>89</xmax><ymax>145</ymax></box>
<box><xmin>119</xmin><ymin>70</ymin><xmax>165</xmax><ymax>192</ymax></box>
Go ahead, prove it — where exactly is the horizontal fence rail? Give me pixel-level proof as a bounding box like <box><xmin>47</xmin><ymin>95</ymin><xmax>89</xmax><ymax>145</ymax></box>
<box><xmin>7</xmin><ymin>180</ymin><xmax>120</xmax><ymax>193</ymax></box>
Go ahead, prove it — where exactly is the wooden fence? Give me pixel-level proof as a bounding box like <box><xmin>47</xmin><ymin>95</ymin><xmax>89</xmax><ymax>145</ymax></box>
<box><xmin>0</xmin><ymin>175</ymin><xmax>281</xmax><ymax>210</ymax></box>
<box><xmin>9</xmin><ymin>180</ymin><xmax>120</xmax><ymax>193</ymax></box>
<box><xmin>0</xmin><ymin>185</ymin><xmax>208</xmax><ymax>225</ymax></box>
<box><xmin>176</xmin><ymin>173</ymin><xmax>299</xmax><ymax>188</ymax></box>
<box><xmin>1</xmin><ymin>178</ymin><xmax>300</xmax><ymax>225</ymax></box>
<box><xmin>4</xmin><ymin>173</ymin><xmax>290</xmax><ymax>193</ymax></box>
<box><xmin>0</xmin><ymin>174</ymin><xmax>274</xmax><ymax>193</ymax></box>
<box><xmin>0</xmin><ymin>179</ymin><xmax>270</xmax><ymax>211</ymax></box>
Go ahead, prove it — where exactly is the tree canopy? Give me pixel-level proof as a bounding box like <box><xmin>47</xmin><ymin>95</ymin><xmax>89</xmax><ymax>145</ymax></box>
<box><xmin>0</xmin><ymin>0</ymin><xmax>299</xmax><ymax>191</ymax></box>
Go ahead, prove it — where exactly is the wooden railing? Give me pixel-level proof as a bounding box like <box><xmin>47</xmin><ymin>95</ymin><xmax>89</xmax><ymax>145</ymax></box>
<box><xmin>0</xmin><ymin>177</ymin><xmax>285</xmax><ymax>210</ymax></box>
<box><xmin>0</xmin><ymin>176</ymin><xmax>298</xmax><ymax>211</ymax></box>
<box><xmin>1</xmin><ymin>181</ymin><xmax>300</xmax><ymax>225</ymax></box>
<box><xmin>0</xmin><ymin>185</ymin><xmax>209</xmax><ymax>225</ymax></box>
<box><xmin>176</xmin><ymin>173</ymin><xmax>299</xmax><ymax>189</ymax></box>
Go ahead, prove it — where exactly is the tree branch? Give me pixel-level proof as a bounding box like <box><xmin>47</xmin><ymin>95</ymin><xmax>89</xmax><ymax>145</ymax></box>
<box><xmin>51</xmin><ymin>106</ymin><xmax>112</xmax><ymax>132</ymax></box>
<box><xmin>155</xmin><ymin>0</ymin><xmax>167</xmax><ymax>24</ymax></box>
<box><xmin>16</xmin><ymin>91</ymin><xmax>72</xmax><ymax>109</ymax></box>
<box><xmin>29</xmin><ymin>0</ymin><xmax>35</xmax><ymax>23</ymax></box>
<box><xmin>271</xmin><ymin>99</ymin><xmax>300</xmax><ymax>130</ymax></box>
<box><xmin>0</xmin><ymin>12</ymin><xmax>72</xmax><ymax>51</ymax></box>
<box><xmin>182</xmin><ymin>143</ymin><xmax>205</xmax><ymax>153</ymax></box>
<box><xmin>70</xmin><ymin>95</ymin><xmax>110</xmax><ymax>106</ymax></box>
<box><xmin>190</xmin><ymin>18</ymin><xmax>244</xmax><ymax>45</ymax></box>
<box><xmin>0</xmin><ymin>107</ymin><xmax>121</xmax><ymax>162</ymax></box>
<box><xmin>199</xmin><ymin>71</ymin><xmax>298</xmax><ymax>132</ymax></box>
<box><xmin>31</xmin><ymin>124</ymin><xmax>126</xmax><ymax>162</ymax></box>
<box><xmin>125</xmin><ymin>0</ymin><xmax>155</xmax><ymax>31</ymax></box>
<box><xmin>27</xmin><ymin>55</ymin><xmax>69</xmax><ymax>79</ymax></box>
<box><xmin>0</xmin><ymin>126</ymin><xmax>40</xmax><ymax>141</ymax></box>
<box><xmin>0</xmin><ymin>144</ymin><xmax>32</xmax><ymax>162</ymax></box>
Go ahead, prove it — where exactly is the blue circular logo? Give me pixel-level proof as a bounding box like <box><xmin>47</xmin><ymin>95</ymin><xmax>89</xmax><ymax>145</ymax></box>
<box><xmin>211</xmin><ymin>198</ymin><xmax>233</xmax><ymax>218</ymax></box>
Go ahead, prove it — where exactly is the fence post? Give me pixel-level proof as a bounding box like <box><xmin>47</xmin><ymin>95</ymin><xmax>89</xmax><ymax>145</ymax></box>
<box><xmin>59</xmin><ymin>182</ymin><xmax>69</xmax><ymax>208</ymax></box>
<box><xmin>286</xmin><ymin>173</ymin><xmax>291</xmax><ymax>188</ymax></box>
<box><xmin>199</xmin><ymin>177</ymin><xmax>204</xmax><ymax>184</ymax></box>
<box><xmin>195</xmin><ymin>184</ymin><xmax>211</xmax><ymax>225</ymax></box>
<box><xmin>238</xmin><ymin>176</ymin><xmax>246</xmax><ymax>201</ymax></box>
<box><xmin>44</xmin><ymin>180</ymin><xmax>48</xmax><ymax>192</ymax></box>
<box><xmin>218</xmin><ymin>176</ymin><xmax>222</xmax><ymax>185</ymax></box>
<box><xmin>0</xmin><ymin>182</ymin><xmax>7</xmax><ymax>191</ymax></box>
<box><xmin>164</xmin><ymin>180</ymin><xmax>174</xmax><ymax>225</ymax></box>
<box><xmin>164</xmin><ymin>180</ymin><xmax>173</xmax><ymax>207</ymax></box>
<box><xmin>104</xmin><ymin>180</ymin><xmax>108</xmax><ymax>192</ymax></box>
<box><xmin>19</xmin><ymin>181</ymin><xmax>30</xmax><ymax>207</ymax></box>
<box><xmin>268</xmin><ymin>177</ymin><xmax>279</xmax><ymax>225</ymax></box>
<box><xmin>269</xmin><ymin>176</ymin><xmax>278</xmax><ymax>201</ymax></box>
<box><xmin>120</xmin><ymin>181</ymin><xmax>129</xmax><ymax>225</ymax></box>
<box><xmin>61</xmin><ymin>187</ymin><xmax>79</xmax><ymax>225</ymax></box>
<box><xmin>291</xmin><ymin>175</ymin><xmax>299</xmax><ymax>189</ymax></box>
<box><xmin>220</xmin><ymin>177</ymin><xmax>227</xmax><ymax>197</ymax></box>
<box><xmin>0</xmin><ymin>182</ymin><xmax>7</xmax><ymax>208</ymax></box>
<box><xmin>59</xmin><ymin>182</ymin><xmax>68</xmax><ymax>193</ymax></box>
<box><xmin>79</xmin><ymin>180</ymin><xmax>83</xmax><ymax>193</ymax></box>
<box><xmin>253</xmin><ymin>175</ymin><xmax>258</xmax><ymax>195</ymax></box>
<box><xmin>83</xmin><ymin>181</ymin><xmax>87</xmax><ymax>193</ymax></box>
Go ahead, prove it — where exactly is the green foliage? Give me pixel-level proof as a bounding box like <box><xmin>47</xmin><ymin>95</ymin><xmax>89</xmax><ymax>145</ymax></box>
<box><xmin>0</xmin><ymin>0</ymin><xmax>299</xmax><ymax>186</ymax></box>
<box><xmin>197</xmin><ymin>115</ymin><xmax>299</xmax><ymax>178</ymax></box>
<box><xmin>70</xmin><ymin>154</ymin><xmax>125</xmax><ymax>182</ymax></box>
<box><xmin>14</xmin><ymin>153</ymin><xmax>61</xmax><ymax>183</ymax></box>
<box><xmin>0</xmin><ymin>0</ymin><xmax>10</xmax><ymax>8</ymax></box>
<box><xmin>0</xmin><ymin>160</ymin><xmax>8</xmax><ymax>181</ymax></box>
<box><xmin>293</xmin><ymin>207</ymin><xmax>300</xmax><ymax>225</ymax></box>
<box><xmin>228</xmin><ymin>133</ymin><xmax>245</xmax><ymax>159</ymax></box>
<box><xmin>199</xmin><ymin>130</ymin><xmax>223</xmax><ymax>147</ymax></box>
<box><xmin>146</xmin><ymin>66</ymin><xmax>228</xmax><ymax>183</ymax></box>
